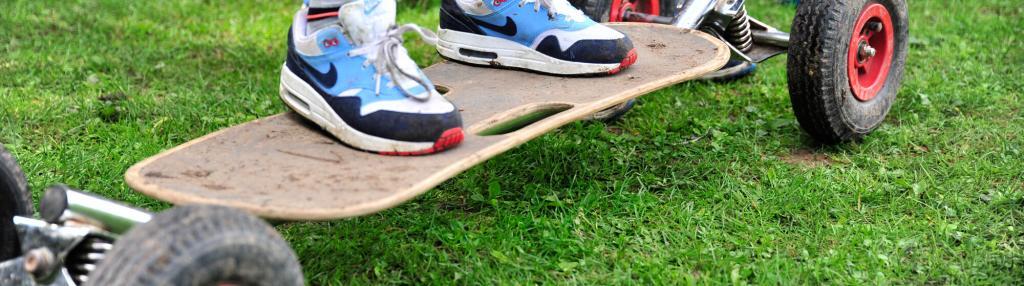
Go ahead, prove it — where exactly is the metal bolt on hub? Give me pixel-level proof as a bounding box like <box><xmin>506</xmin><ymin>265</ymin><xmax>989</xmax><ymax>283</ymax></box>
<box><xmin>858</xmin><ymin>41</ymin><xmax>877</xmax><ymax>61</ymax></box>
<box><xmin>24</xmin><ymin>248</ymin><xmax>57</xmax><ymax>281</ymax></box>
<box><xmin>867</xmin><ymin>21</ymin><xmax>883</xmax><ymax>32</ymax></box>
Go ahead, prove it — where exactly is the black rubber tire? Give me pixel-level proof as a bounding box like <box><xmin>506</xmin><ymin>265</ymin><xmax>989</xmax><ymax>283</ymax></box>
<box><xmin>0</xmin><ymin>144</ymin><xmax>31</xmax><ymax>262</ymax></box>
<box><xmin>88</xmin><ymin>205</ymin><xmax>304</xmax><ymax>286</ymax></box>
<box><xmin>787</xmin><ymin>0</ymin><xmax>909</xmax><ymax>143</ymax></box>
<box><xmin>570</xmin><ymin>0</ymin><xmax>613</xmax><ymax>22</ymax></box>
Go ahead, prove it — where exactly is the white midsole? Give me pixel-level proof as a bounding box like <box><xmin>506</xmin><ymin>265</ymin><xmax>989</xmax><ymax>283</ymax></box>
<box><xmin>436</xmin><ymin>29</ymin><xmax>620</xmax><ymax>75</ymax></box>
<box><xmin>279</xmin><ymin>64</ymin><xmax>435</xmax><ymax>153</ymax></box>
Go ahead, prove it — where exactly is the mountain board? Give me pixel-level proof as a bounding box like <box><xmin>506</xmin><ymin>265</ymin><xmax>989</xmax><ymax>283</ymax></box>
<box><xmin>125</xmin><ymin>23</ymin><xmax>729</xmax><ymax>220</ymax></box>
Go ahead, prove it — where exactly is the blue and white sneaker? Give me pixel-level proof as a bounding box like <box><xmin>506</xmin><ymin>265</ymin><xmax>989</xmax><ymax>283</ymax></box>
<box><xmin>438</xmin><ymin>0</ymin><xmax>638</xmax><ymax>75</ymax></box>
<box><xmin>281</xmin><ymin>1</ymin><xmax>464</xmax><ymax>155</ymax></box>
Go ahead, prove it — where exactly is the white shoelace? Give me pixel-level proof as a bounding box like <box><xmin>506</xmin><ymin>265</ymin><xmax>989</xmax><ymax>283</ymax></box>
<box><xmin>519</xmin><ymin>0</ymin><xmax>588</xmax><ymax>22</ymax></box>
<box><xmin>347</xmin><ymin>24</ymin><xmax>438</xmax><ymax>101</ymax></box>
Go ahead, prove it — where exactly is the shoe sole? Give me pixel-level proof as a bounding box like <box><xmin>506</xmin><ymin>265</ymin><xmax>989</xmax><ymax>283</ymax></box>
<box><xmin>279</xmin><ymin>64</ymin><xmax>463</xmax><ymax>155</ymax></box>
<box><xmin>437</xmin><ymin>29</ymin><xmax>637</xmax><ymax>76</ymax></box>
<box><xmin>699</xmin><ymin>61</ymin><xmax>757</xmax><ymax>82</ymax></box>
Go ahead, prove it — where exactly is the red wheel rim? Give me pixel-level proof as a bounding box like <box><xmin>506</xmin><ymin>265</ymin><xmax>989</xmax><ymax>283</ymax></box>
<box><xmin>847</xmin><ymin>3</ymin><xmax>895</xmax><ymax>102</ymax></box>
<box><xmin>609</xmin><ymin>0</ymin><xmax>659</xmax><ymax>22</ymax></box>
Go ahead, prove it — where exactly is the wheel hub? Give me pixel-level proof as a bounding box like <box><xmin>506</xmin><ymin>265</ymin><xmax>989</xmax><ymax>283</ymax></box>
<box><xmin>847</xmin><ymin>3</ymin><xmax>895</xmax><ymax>102</ymax></box>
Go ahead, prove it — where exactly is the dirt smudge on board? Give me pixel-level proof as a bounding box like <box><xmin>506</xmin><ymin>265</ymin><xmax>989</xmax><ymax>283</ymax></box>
<box><xmin>278</xmin><ymin>149</ymin><xmax>342</xmax><ymax>164</ymax></box>
<box><xmin>182</xmin><ymin>169</ymin><xmax>212</xmax><ymax>178</ymax></box>
<box><xmin>203</xmin><ymin>184</ymin><xmax>230</xmax><ymax>191</ymax></box>
<box><xmin>647</xmin><ymin>41</ymin><xmax>667</xmax><ymax>49</ymax></box>
<box><xmin>144</xmin><ymin>171</ymin><xmax>176</xmax><ymax>179</ymax></box>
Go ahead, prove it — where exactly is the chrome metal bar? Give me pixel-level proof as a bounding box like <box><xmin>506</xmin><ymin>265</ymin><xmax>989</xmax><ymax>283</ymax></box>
<box><xmin>672</xmin><ymin>0</ymin><xmax>718</xmax><ymax>29</ymax></box>
<box><xmin>41</xmin><ymin>185</ymin><xmax>151</xmax><ymax>234</ymax></box>
<box><xmin>751</xmin><ymin>30</ymin><xmax>790</xmax><ymax>48</ymax></box>
<box><xmin>13</xmin><ymin>216</ymin><xmax>91</xmax><ymax>255</ymax></box>
<box><xmin>748</xmin><ymin>17</ymin><xmax>791</xmax><ymax>48</ymax></box>
<box><xmin>64</xmin><ymin>190</ymin><xmax>151</xmax><ymax>234</ymax></box>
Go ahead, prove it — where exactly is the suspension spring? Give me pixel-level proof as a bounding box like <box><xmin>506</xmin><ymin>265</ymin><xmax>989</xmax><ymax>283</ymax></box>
<box><xmin>65</xmin><ymin>235</ymin><xmax>114</xmax><ymax>285</ymax></box>
<box><xmin>726</xmin><ymin>4</ymin><xmax>754</xmax><ymax>52</ymax></box>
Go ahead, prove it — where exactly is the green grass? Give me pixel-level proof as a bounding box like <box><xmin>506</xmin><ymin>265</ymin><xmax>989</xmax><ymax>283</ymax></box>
<box><xmin>1</xmin><ymin>0</ymin><xmax>1022</xmax><ymax>284</ymax></box>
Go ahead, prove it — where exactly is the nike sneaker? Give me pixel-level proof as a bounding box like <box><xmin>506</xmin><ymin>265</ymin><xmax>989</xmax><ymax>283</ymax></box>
<box><xmin>280</xmin><ymin>1</ymin><xmax>464</xmax><ymax>155</ymax></box>
<box><xmin>437</xmin><ymin>0</ymin><xmax>638</xmax><ymax>75</ymax></box>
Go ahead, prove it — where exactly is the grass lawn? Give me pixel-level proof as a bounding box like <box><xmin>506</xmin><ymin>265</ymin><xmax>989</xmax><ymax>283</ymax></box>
<box><xmin>1</xmin><ymin>0</ymin><xmax>1022</xmax><ymax>284</ymax></box>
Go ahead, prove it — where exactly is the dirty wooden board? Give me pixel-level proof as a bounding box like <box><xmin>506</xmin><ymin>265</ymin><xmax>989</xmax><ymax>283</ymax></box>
<box><xmin>125</xmin><ymin>23</ymin><xmax>730</xmax><ymax>220</ymax></box>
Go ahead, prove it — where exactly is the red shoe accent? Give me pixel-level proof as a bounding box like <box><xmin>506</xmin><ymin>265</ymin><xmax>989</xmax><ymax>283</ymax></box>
<box><xmin>378</xmin><ymin>127</ymin><xmax>464</xmax><ymax>156</ymax></box>
<box><xmin>607</xmin><ymin>48</ymin><xmax>638</xmax><ymax>75</ymax></box>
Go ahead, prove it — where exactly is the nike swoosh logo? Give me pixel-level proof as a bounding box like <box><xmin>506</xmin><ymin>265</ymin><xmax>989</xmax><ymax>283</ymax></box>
<box><xmin>471</xmin><ymin>16</ymin><xmax>517</xmax><ymax>37</ymax></box>
<box><xmin>300</xmin><ymin>61</ymin><xmax>338</xmax><ymax>89</ymax></box>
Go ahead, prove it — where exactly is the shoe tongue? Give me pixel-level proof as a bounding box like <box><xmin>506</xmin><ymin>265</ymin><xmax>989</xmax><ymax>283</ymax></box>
<box><xmin>338</xmin><ymin>0</ymin><xmax>396</xmax><ymax>46</ymax></box>
<box><xmin>329</xmin><ymin>0</ymin><xmax>433</xmax><ymax>98</ymax></box>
